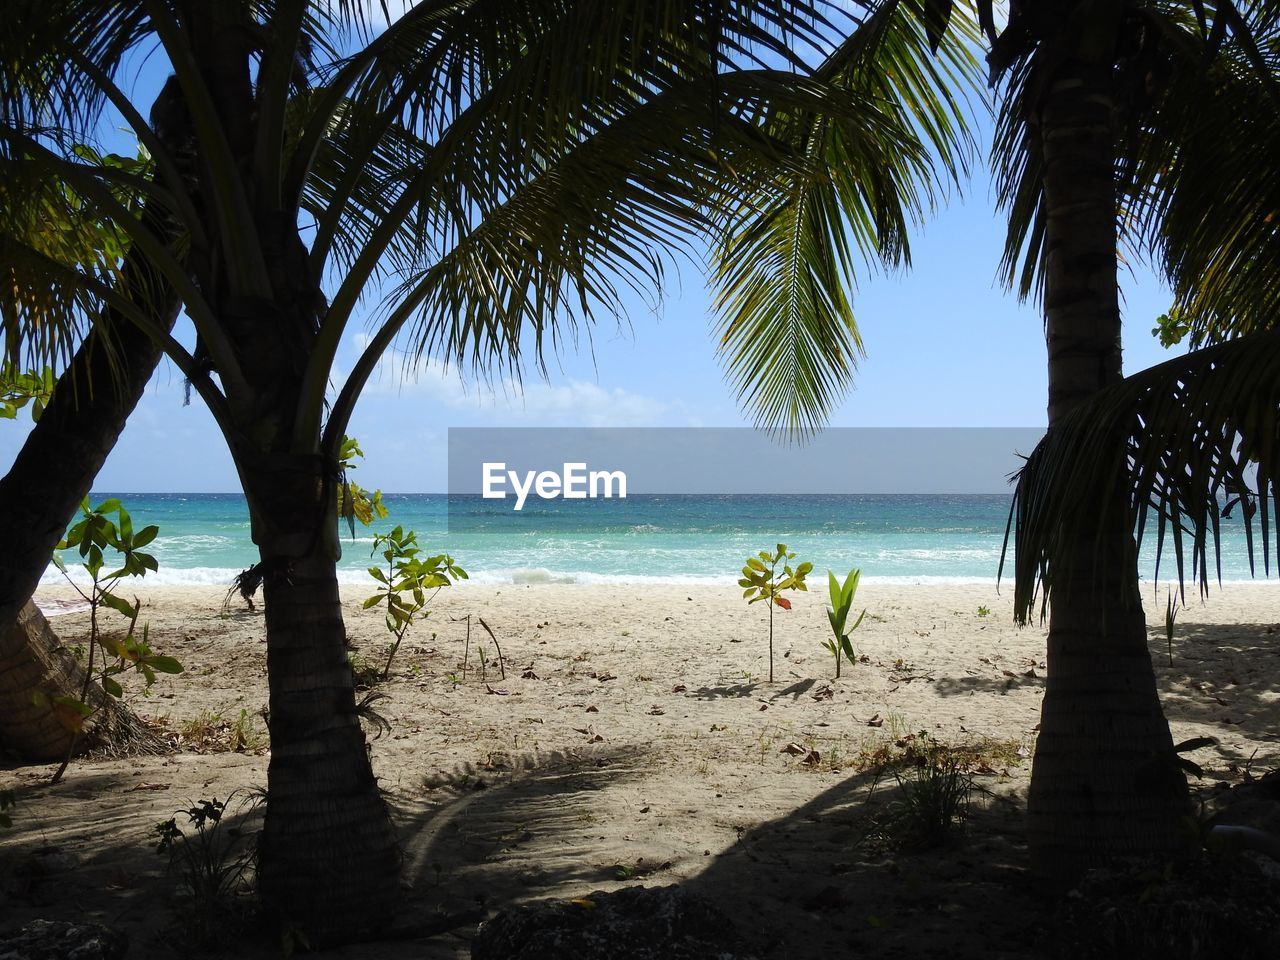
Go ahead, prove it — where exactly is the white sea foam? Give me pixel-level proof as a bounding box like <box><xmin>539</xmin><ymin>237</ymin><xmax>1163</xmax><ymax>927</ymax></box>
<box><xmin>154</xmin><ymin>534</ymin><xmax>234</xmax><ymax>546</ymax></box>
<box><xmin>39</xmin><ymin>562</ymin><xmax>1280</xmax><ymax>590</ymax></box>
<box><xmin>464</xmin><ymin>567</ymin><xmax>729</xmax><ymax>586</ymax></box>
<box><xmin>42</xmin><ymin>565</ymin><xmax>248</xmax><ymax>587</ymax></box>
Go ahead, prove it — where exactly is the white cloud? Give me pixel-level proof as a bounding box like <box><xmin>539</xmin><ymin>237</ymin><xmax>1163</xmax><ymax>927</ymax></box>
<box><xmin>348</xmin><ymin>335</ymin><xmax>672</xmax><ymax>427</ymax></box>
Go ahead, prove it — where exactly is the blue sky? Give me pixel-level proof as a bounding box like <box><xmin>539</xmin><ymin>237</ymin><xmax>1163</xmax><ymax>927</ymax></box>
<box><xmin>0</xmin><ymin>189</ymin><xmax>1178</xmax><ymax>493</ymax></box>
<box><xmin>0</xmin><ymin>24</ymin><xmax>1186</xmax><ymax>493</ymax></box>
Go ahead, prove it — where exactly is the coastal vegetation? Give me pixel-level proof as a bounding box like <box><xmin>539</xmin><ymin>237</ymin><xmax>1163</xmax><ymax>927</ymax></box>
<box><xmin>0</xmin><ymin>133</ymin><xmax>180</xmax><ymax>761</ymax></box>
<box><xmin>1</xmin><ymin>0</ymin><xmax>1279</xmax><ymax>955</ymax></box>
<box><xmin>2</xmin><ymin>1</ymin><xmax>975</xmax><ymax>938</ymax></box>
<box><xmin>823</xmin><ymin>567</ymin><xmax>867</xmax><ymax>678</ymax></box>
<box><xmin>972</xmin><ymin>0</ymin><xmax>1280</xmax><ymax>879</ymax></box>
<box><xmin>155</xmin><ymin>793</ymin><xmax>261</xmax><ymax>948</ymax></box>
<box><xmin>363</xmin><ymin>525</ymin><xmax>466</xmax><ymax>682</ymax></box>
<box><xmin>44</xmin><ymin>497</ymin><xmax>180</xmax><ymax>782</ymax></box>
<box><xmin>739</xmin><ymin>544</ymin><xmax>812</xmax><ymax>682</ymax></box>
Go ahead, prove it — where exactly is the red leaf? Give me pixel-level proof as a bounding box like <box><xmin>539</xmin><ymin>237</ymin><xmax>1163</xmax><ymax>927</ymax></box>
<box><xmin>774</xmin><ymin>596</ymin><xmax>792</xmax><ymax>610</ymax></box>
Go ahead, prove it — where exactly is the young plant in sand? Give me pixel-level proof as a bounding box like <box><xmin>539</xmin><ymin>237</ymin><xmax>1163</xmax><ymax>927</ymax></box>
<box><xmin>740</xmin><ymin>544</ymin><xmax>811</xmax><ymax>683</ymax></box>
<box><xmin>156</xmin><ymin>793</ymin><xmax>261</xmax><ymax>947</ymax></box>
<box><xmin>364</xmin><ymin>526</ymin><xmax>466</xmax><ymax>681</ymax></box>
<box><xmin>885</xmin><ymin>745</ymin><xmax>974</xmax><ymax>849</ymax></box>
<box><xmin>454</xmin><ymin>613</ymin><xmax>507</xmax><ymax>683</ymax></box>
<box><xmin>824</xmin><ymin>568</ymin><xmax>867</xmax><ymax>679</ymax></box>
<box><xmin>1164</xmin><ymin>591</ymin><xmax>1180</xmax><ymax>667</ymax></box>
<box><xmin>44</xmin><ymin>497</ymin><xmax>182</xmax><ymax>781</ymax></box>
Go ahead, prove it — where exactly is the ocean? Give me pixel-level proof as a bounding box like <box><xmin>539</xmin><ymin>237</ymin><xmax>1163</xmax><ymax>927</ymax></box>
<box><xmin>41</xmin><ymin>493</ymin><xmax>1278</xmax><ymax>588</ymax></box>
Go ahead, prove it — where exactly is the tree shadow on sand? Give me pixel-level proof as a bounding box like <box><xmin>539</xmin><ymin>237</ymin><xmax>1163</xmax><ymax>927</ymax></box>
<box><xmin>665</xmin><ymin>772</ymin><xmax>1040</xmax><ymax>959</ymax></box>
<box><xmin>0</xmin><ymin>768</ymin><xmax>265</xmax><ymax>952</ymax></box>
<box><xmin>1152</xmin><ymin>620</ymin><xmax>1280</xmax><ymax>767</ymax></box>
<box><xmin>389</xmin><ymin>744</ymin><xmax>1044</xmax><ymax>959</ymax></box>
<box><xmin>1</xmin><ymin>742</ymin><xmax>1050</xmax><ymax>959</ymax></box>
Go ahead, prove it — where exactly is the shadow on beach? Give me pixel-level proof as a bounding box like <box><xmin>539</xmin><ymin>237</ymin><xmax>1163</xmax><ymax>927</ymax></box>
<box><xmin>387</xmin><ymin>746</ymin><xmax>1040</xmax><ymax>959</ymax></box>
<box><xmin>1155</xmin><ymin>621</ymin><xmax>1280</xmax><ymax>765</ymax></box>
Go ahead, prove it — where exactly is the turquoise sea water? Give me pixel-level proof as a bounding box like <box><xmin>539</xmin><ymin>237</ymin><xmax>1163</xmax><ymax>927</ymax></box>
<box><xmin>42</xmin><ymin>493</ymin><xmax>1278</xmax><ymax>587</ymax></box>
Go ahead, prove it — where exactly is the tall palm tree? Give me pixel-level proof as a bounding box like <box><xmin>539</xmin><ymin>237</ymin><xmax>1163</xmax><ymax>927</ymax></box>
<box><xmin>1</xmin><ymin>0</ymin><xmax>972</xmax><ymax>941</ymax></box>
<box><xmin>981</xmin><ymin>0</ymin><xmax>1279</xmax><ymax>881</ymax></box>
<box><xmin>0</xmin><ymin>142</ymin><xmax>185</xmax><ymax>760</ymax></box>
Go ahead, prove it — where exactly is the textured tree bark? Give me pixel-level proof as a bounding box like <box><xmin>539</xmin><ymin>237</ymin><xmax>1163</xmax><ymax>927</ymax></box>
<box><xmin>0</xmin><ymin>601</ymin><xmax>164</xmax><ymax>759</ymax></box>
<box><xmin>0</xmin><ymin>237</ymin><xmax>179</xmax><ymax>760</ymax></box>
<box><xmin>1027</xmin><ymin>56</ymin><xmax>1191</xmax><ymax>882</ymax></box>
<box><xmin>0</xmin><ymin>311</ymin><xmax>172</xmax><ymax>635</ymax></box>
<box><xmin>248</xmin><ymin>465</ymin><xmax>399</xmax><ymax>943</ymax></box>
<box><xmin>0</xmin><ymin>70</ymin><xmax>193</xmax><ymax>761</ymax></box>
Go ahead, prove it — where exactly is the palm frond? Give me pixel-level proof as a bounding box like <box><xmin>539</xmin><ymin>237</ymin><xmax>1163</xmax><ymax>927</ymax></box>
<box><xmin>358</xmin><ymin>70</ymin><xmax>856</xmax><ymax>382</ymax></box>
<box><xmin>0</xmin><ymin>1</ymin><xmax>151</xmax><ymax>148</ymax></box>
<box><xmin>308</xmin><ymin>2</ymin><xmax>956</xmax><ymax>441</ymax></box>
<box><xmin>1004</xmin><ymin>326</ymin><xmax>1280</xmax><ymax>624</ymax></box>
<box><xmin>1127</xmin><ymin>9</ymin><xmax>1280</xmax><ymax>347</ymax></box>
<box><xmin>711</xmin><ymin>0</ymin><xmax>980</xmax><ymax>436</ymax></box>
<box><xmin>0</xmin><ymin>147</ymin><xmax>145</xmax><ymax>373</ymax></box>
<box><xmin>991</xmin><ymin>1</ymin><xmax>1280</xmax><ymax>309</ymax></box>
<box><xmin>293</xmin><ymin>1</ymin><xmax>872</xmax><ymax>445</ymax></box>
<box><xmin>990</xmin><ymin>54</ymin><xmax>1044</xmax><ymax>300</ymax></box>
<box><xmin>302</xmin><ymin>0</ymin><xmax>844</xmax><ymax>280</ymax></box>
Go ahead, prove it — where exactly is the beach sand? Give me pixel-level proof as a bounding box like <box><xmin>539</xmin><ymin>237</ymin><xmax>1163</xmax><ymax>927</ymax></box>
<box><xmin>3</xmin><ymin>581</ymin><xmax>1279</xmax><ymax>957</ymax></box>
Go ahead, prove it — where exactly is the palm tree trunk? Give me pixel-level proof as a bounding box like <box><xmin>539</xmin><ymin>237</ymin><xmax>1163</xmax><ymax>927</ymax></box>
<box><xmin>0</xmin><ymin>76</ymin><xmax>189</xmax><ymax>760</ymax></box>
<box><xmin>0</xmin><ymin>312</ymin><xmax>170</xmax><ymax>628</ymax></box>
<box><xmin>0</xmin><ymin>249</ymin><xmax>178</xmax><ymax>760</ymax></box>
<box><xmin>0</xmin><ymin>600</ymin><xmax>164</xmax><ymax>759</ymax></box>
<box><xmin>1027</xmin><ymin>56</ymin><xmax>1191</xmax><ymax>881</ymax></box>
<box><xmin>248</xmin><ymin>466</ymin><xmax>399</xmax><ymax>943</ymax></box>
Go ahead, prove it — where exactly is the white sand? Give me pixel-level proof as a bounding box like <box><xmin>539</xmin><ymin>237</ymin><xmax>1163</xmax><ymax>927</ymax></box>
<box><xmin>4</xmin><ymin>581</ymin><xmax>1278</xmax><ymax>957</ymax></box>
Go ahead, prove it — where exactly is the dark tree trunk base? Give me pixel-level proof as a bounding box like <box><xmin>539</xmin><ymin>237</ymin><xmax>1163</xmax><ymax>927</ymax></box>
<box><xmin>1029</xmin><ymin>573</ymin><xmax>1192</xmax><ymax>883</ymax></box>
<box><xmin>0</xmin><ymin>601</ymin><xmax>166</xmax><ymax>761</ymax></box>
<box><xmin>253</xmin><ymin>542</ymin><xmax>400</xmax><ymax>944</ymax></box>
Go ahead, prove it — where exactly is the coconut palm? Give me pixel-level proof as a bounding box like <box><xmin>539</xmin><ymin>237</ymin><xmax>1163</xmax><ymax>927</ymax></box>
<box><xmin>979</xmin><ymin>0</ymin><xmax>1279</xmax><ymax>881</ymax></box>
<box><xmin>0</xmin><ymin>147</ymin><xmax>184</xmax><ymax>760</ymax></box>
<box><xmin>0</xmin><ymin>0</ymin><xmax>973</xmax><ymax>940</ymax></box>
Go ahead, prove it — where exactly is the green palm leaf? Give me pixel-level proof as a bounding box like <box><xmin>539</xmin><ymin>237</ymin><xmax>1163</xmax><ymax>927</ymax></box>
<box><xmin>711</xmin><ymin>0</ymin><xmax>979</xmax><ymax>436</ymax></box>
<box><xmin>1004</xmin><ymin>324</ymin><xmax>1280</xmax><ymax>623</ymax></box>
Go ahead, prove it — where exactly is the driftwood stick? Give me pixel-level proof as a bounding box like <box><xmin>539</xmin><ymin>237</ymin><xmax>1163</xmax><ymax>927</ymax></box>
<box><xmin>477</xmin><ymin>616</ymin><xmax>505</xmax><ymax>680</ymax></box>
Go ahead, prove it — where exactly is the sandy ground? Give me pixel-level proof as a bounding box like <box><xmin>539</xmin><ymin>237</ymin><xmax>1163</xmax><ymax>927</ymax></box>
<box><xmin>3</xmin><ymin>580</ymin><xmax>1279</xmax><ymax>958</ymax></box>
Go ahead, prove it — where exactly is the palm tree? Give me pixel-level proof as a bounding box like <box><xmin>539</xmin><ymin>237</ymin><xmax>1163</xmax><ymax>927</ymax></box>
<box><xmin>981</xmin><ymin>0</ymin><xmax>1279</xmax><ymax>881</ymax></box>
<box><xmin>1</xmin><ymin>0</ymin><xmax>972</xmax><ymax>941</ymax></box>
<box><xmin>0</xmin><ymin>144</ymin><xmax>185</xmax><ymax>760</ymax></box>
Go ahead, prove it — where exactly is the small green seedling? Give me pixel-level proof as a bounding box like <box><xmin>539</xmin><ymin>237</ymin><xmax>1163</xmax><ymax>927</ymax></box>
<box><xmin>45</xmin><ymin>497</ymin><xmax>182</xmax><ymax>782</ymax></box>
<box><xmin>739</xmin><ymin>544</ymin><xmax>811</xmax><ymax>682</ymax></box>
<box><xmin>823</xmin><ymin>568</ymin><xmax>867</xmax><ymax>678</ymax></box>
<box><xmin>1165</xmin><ymin>591</ymin><xmax>1179</xmax><ymax>666</ymax></box>
<box><xmin>976</xmin><ymin>605</ymin><xmax>990</xmax><ymax>618</ymax></box>
<box><xmin>364</xmin><ymin>525</ymin><xmax>466</xmax><ymax>680</ymax></box>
